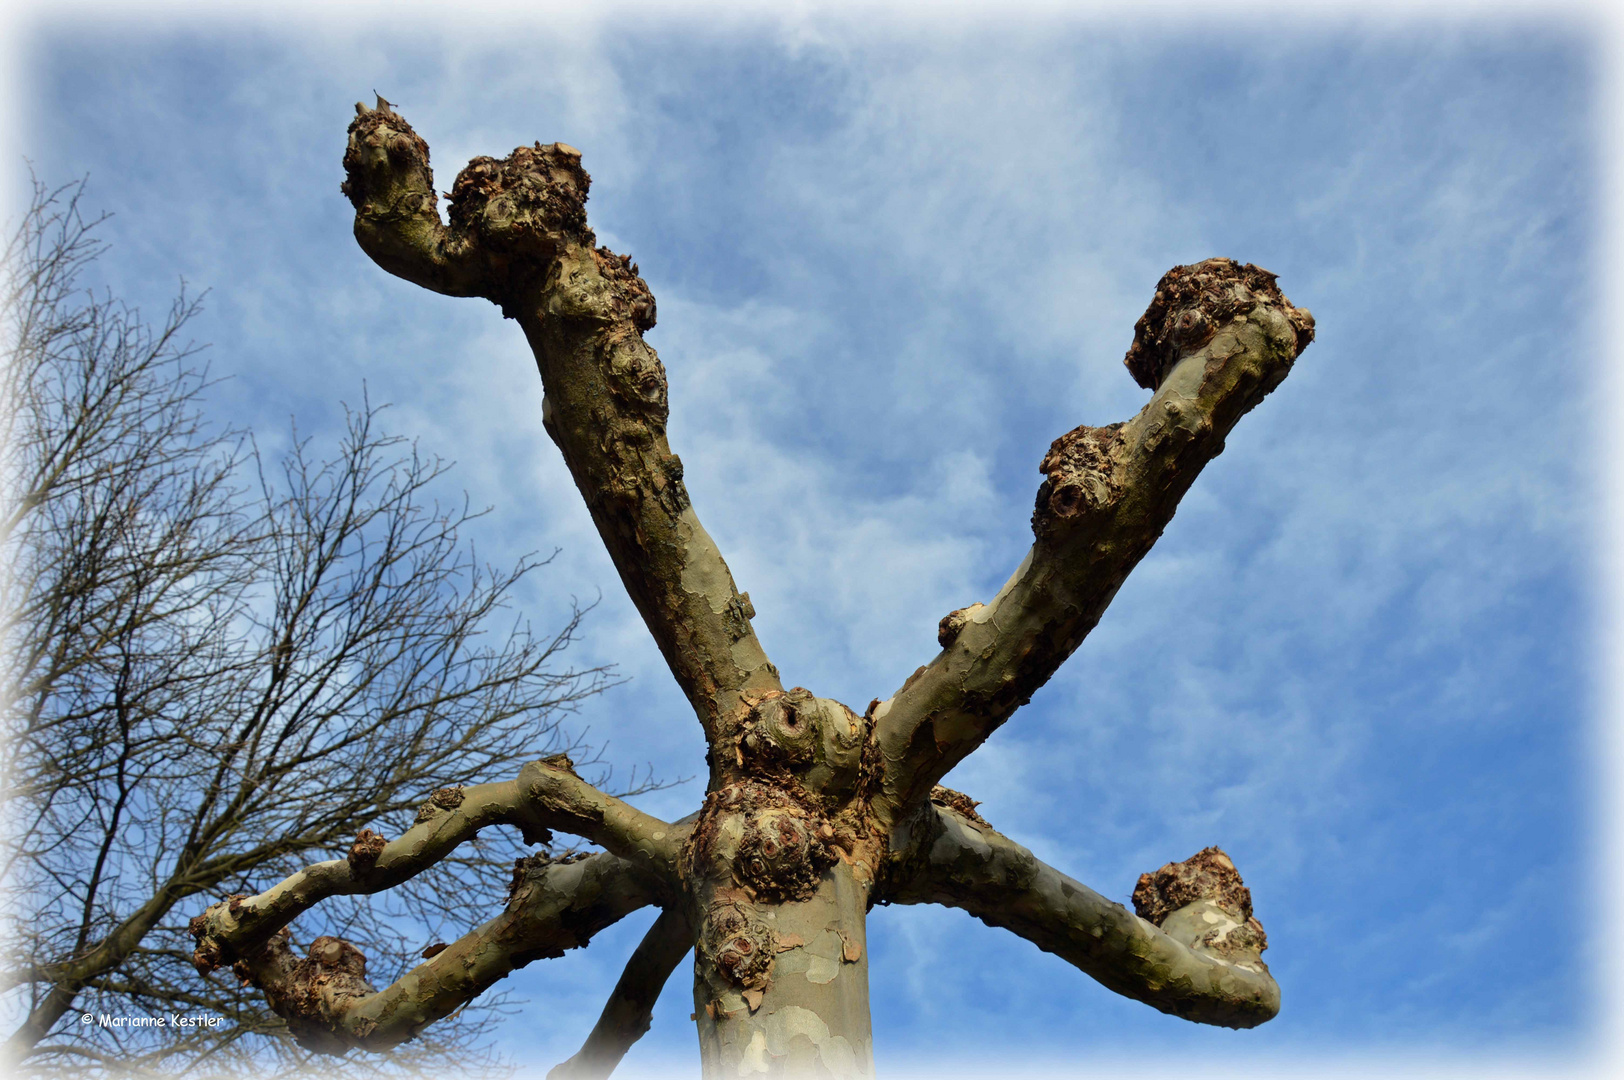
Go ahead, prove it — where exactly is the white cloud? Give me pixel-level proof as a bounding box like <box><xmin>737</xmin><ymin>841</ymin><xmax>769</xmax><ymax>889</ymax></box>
<box><xmin>7</xmin><ymin>13</ymin><xmax>1599</xmax><ymax>1072</ymax></box>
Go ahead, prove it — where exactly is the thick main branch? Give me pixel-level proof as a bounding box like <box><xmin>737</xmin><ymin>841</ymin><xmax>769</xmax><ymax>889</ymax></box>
<box><xmin>189</xmin><ymin>756</ymin><xmax>680</xmax><ymax>974</ymax></box>
<box><xmin>226</xmin><ymin>852</ymin><xmax>664</xmax><ymax>1054</ymax></box>
<box><xmin>880</xmin><ymin>794</ymin><xmax>1278</xmax><ymax>1029</ymax></box>
<box><xmin>341</xmin><ymin>102</ymin><xmax>781</xmax><ymax>740</ymax></box>
<box><xmin>872</xmin><ymin>261</ymin><xmax>1314</xmax><ymax>821</ymax></box>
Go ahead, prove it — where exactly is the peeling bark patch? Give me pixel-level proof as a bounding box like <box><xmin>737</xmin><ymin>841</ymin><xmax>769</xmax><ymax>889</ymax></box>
<box><xmin>928</xmin><ymin>786</ymin><xmax>989</xmax><ymax>829</ymax></box>
<box><xmin>800</xmin><ymin>933</ymin><xmax>842</xmax><ymax>985</ymax></box>
<box><xmin>750</xmin><ymin>1005</ymin><xmax>862</xmax><ymax>1079</ymax></box>
<box><xmin>724</xmin><ymin>589</ymin><xmax>756</xmax><ymax>640</ymax></box>
<box><xmin>507</xmin><ymin>851</ymin><xmax>587</xmax><ymax>907</ymax></box>
<box><xmin>740</xmin><ymin>1028</ymin><xmax>769</xmax><ymax>1072</ymax></box>
<box><xmin>1124</xmin><ymin>258</ymin><xmax>1314</xmax><ymax>390</ymax></box>
<box><xmin>507</xmin><ymin>856</ymin><xmax>540</xmax><ymax>907</ymax></box>
<box><xmin>1162</xmin><ymin>899</ymin><xmax>1270</xmax><ymax>967</ymax></box>
<box><xmin>937</xmin><ymin>603</ymin><xmax>985</xmax><ymax>648</ymax></box>
<box><xmin>658</xmin><ymin>453</ymin><xmax>691</xmax><ymax>519</ymax></box>
<box><xmin>702</xmin><ymin>902</ymin><xmax>775</xmax><ymax>991</ymax></box>
<box><xmin>769</xmin><ymin>927</ymin><xmax>850</xmax><ymax>986</ymax></box>
<box><xmin>540</xmin><ymin>753</ymin><xmax>578</xmax><ymax>775</ymax></box>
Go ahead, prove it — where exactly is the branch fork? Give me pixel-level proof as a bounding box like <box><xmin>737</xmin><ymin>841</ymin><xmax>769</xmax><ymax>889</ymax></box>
<box><xmin>188</xmin><ymin>101</ymin><xmax>1313</xmax><ymax>1076</ymax></box>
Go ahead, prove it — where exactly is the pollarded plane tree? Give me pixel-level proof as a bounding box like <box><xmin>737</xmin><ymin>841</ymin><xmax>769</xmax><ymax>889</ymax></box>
<box><xmin>190</xmin><ymin>99</ymin><xmax>1314</xmax><ymax>1079</ymax></box>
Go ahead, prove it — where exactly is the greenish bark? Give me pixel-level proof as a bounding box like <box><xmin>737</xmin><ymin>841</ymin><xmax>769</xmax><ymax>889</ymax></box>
<box><xmin>339</xmin><ymin>98</ymin><xmax>781</xmax><ymax>744</ymax></box>
<box><xmin>880</xmin><ymin>793</ymin><xmax>1277</xmax><ymax>1029</ymax></box>
<box><xmin>870</xmin><ymin>261</ymin><xmax>1314</xmax><ymax>825</ymax></box>
<box><xmin>188</xmin><ymin>754</ymin><xmax>681</xmax><ymax>976</ymax></box>
<box><xmin>224</xmin><ymin>851</ymin><xmax>665</xmax><ymax>1054</ymax></box>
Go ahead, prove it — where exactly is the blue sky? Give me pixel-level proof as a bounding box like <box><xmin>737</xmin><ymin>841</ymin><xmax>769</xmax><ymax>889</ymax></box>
<box><xmin>4</xmin><ymin>5</ymin><xmax>1605</xmax><ymax>1077</ymax></box>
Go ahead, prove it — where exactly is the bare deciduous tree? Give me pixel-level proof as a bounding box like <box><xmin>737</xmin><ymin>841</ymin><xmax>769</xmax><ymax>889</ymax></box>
<box><xmin>1</xmin><ymin>181</ymin><xmax>623</xmax><ymax>1076</ymax></box>
<box><xmin>189</xmin><ymin>101</ymin><xmax>1315</xmax><ymax>1079</ymax></box>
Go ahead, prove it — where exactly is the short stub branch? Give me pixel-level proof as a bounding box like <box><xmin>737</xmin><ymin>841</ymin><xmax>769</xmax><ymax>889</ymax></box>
<box><xmin>342</xmin><ymin>98</ymin><xmax>486</xmax><ymax>297</ymax></box>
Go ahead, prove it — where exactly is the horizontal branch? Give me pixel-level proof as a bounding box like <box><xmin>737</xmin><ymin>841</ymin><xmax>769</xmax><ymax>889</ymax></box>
<box><xmin>548</xmin><ymin>906</ymin><xmax>695</xmax><ymax>1080</ymax></box>
<box><xmin>189</xmin><ymin>756</ymin><xmax>682</xmax><ymax>974</ymax></box>
<box><xmin>873</xmin><ymin>261</ymin><xmax>1314</xmax><ymax>821</ymax></box>
<box><xmin>228</xmin><ymin>852</ymin><xmax>663</xmax><ymax>1054</ymax></box>
<box><xmin>879</xmin><ymin>794</ymin><xmax>1278</xmax><ymax>1029</ymax></box>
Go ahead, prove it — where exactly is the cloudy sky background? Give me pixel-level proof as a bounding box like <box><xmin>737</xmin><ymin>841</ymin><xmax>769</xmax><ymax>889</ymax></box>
<box><xmin>3</xmin><ymin>3</ymin><xmax>1607</xmax><ymax>1077</ymax></box>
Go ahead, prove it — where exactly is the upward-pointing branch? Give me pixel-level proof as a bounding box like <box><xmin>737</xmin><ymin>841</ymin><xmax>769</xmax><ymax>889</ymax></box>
<box><xmin>871</xmin><ymin>260</ymin><xmax>1314</xmax><ymax>823</ymax></box>
<box><xmin>339</xmin><ymin>97</ymin><xmax>485</xmax><ymax>297</ymax></box>
<box><xmin>341</xmin><ymin>101</ymin><xmax>782</xmax><ymax>742</ymax></box>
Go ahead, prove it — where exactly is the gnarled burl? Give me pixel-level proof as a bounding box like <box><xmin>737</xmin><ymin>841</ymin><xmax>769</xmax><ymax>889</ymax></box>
<box><xmin>189</xmin><ymin>98</ymin><xmax>1313</xmax><ymax>1079</ymax></box>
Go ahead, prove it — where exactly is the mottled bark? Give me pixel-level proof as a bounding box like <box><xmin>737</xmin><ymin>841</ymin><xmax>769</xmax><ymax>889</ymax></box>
<box><xmin>691</xmin><ymin>864</ymin><xmax>874</xmax><ymax>1080</ymax></box>
<box><xmin>870</xmin><ymin>260</ymin><xmax>1313</xmax><ymax>824</ymax></box>
<box><xmin>188</xmin><ymin>755</ymin><xmax>680</xmax><ymax>977</ymax></box>
<box><xmin>222</xmin><ymin>852</ymin><xmax>663</xmax><ymax>1054</ymax></box>
<box><xmin>341</xmin><ymin>98</ymin><xmax>781</xmax><ymax>744</ymax></box>
<box><xmin>186</xmin><ymin>100</ymin><xmax>1312</xmax><ymax>1079</ymax></box>
<box><xmin>880</xmin><ymin>793</ymin><xmax>1277</xmax><ymax>1029</ymax></box>
<box><xmin>676</xmin><ymin>689</ymin><xmax>884</xmax><ymax>1079</ymax></box>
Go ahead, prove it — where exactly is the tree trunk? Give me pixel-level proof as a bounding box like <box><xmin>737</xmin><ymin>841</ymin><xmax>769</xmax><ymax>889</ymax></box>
<box><xmin>693</xmin><ymin>866</ymin><xmax>873</xmax><ymax>1080</ymax></box>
